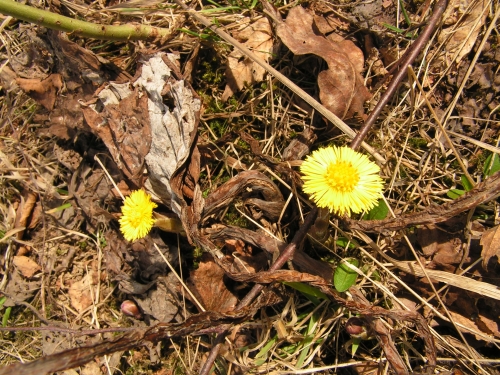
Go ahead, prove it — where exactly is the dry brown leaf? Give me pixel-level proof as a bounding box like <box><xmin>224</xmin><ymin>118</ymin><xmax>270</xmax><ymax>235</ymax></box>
<box><xmin>276</xmin><ymin>6</ymin><xmax>371</xmax><ymax>119</ymax></box>
<box><xmin>188</xmin><ymin>254</ymin><xmax>238</xmax><ymax>313</ymax></box>
<box><xmin>14</xmin><ymin>190</ymin><xmax>38</xmax><ymax>240</ymax></box>
<box><xmin>447</xmin><ymin>309</ymin><xmax>500</xmax><ymax>340</ymax></box>
<box><xmin>222</xmin><ymin>17</ymin><xmax>273</xmax><ymax>101</ymax></box>
<box><xmin>135</xmin><ymin>275</ymin><xmax>179</xmax><ymax>322</ymax></box>
<box><xmin>68</xmin><ymin>273</ymin><xmax>95</xmax><ymax>313</ymax></box>
<box><xmin>479</xmin><ymin>225</ymin><xmax>500</xmax><ymax>271</ymax></box>
<box><xmin>13</xmin><ymin>255</ymin><xmax>41</xmax><ymax>278</ymax></box>
<box><xmin>438</xmin><ymin>0</ymin><xmax>489</xmax><ymax>66</ymax></box>
<box><xmin>475</xmin><ymin>313</ymin><xmax>500</xmax><ymax>338</ymax></box>
<box><xmin>82</xmin><ymin>83</ymin><xmax>151</xmax><ymax>186</ymax></box>
<box><xmin>16</xmin><ymin>74</ymin><xmax>63</xmax><ymax>110</ymax></box>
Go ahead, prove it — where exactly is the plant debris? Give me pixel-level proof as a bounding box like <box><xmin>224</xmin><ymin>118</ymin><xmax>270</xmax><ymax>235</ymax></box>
<box><xmin>1</xmin><ymin>0</ymin><xmax>500</xmax><ymax>374</ymax></box>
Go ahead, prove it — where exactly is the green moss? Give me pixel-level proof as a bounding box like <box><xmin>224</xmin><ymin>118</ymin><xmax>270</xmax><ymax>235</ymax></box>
<box><xmin>408</xmin><ymin>137</ymin><xmax>428</xmax><ymax>149</ymax></box>
<box><xmin>224</xmin><ymin>206</ymin><xmax>251</xmax><ymax>228</ymax></box>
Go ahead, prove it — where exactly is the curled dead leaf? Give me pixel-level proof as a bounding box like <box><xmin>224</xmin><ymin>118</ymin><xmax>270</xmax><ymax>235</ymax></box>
<box><xmin>479</xmin><ymin>225</ymin><xmax>500</xmax><ymax>271</ymax></box>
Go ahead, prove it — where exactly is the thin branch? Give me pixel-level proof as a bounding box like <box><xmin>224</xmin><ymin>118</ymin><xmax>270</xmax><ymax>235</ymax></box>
<box><xmin>350</xmin><ymin>0</ymin><xmax>449</xmax><ymax>151</ymax></box>
<box><xmin>345</xmin><ymin>171</ymin><xmax>500</xmax><ymax>233</ymax></box>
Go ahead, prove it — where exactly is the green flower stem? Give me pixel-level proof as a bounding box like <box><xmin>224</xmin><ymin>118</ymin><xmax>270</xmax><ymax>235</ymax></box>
<box><xmin>0</xmin><ymin>0</ymin><xmax>171</xmax><ymax>41</ymax></box>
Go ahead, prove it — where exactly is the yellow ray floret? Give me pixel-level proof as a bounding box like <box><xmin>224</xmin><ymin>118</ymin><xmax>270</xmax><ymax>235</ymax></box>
<box><xmin>119</xmin><ymin>190</ymin><xmax>157</xmax><ymax>241</ymax></box>
<box><xmin>300</xmin><ymin>146</ymin><xmax>384</xmax><ymax>216</ymax></box>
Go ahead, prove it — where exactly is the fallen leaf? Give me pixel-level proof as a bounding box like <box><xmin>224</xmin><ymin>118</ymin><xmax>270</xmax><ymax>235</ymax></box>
<box><xmin>16</xmin><ymin>74</ymin><xmax>63</xmax><ymax>110</ymax></box>
<box><xmin>135</xmin><ymin>275</ymin><xmax>178</xmax><ymax>322</ymax></box>
<box><xmin>82</xmin><ymin>83</ymin><xmax>152</xmax><ymax>186</ymax></box>
<box><xmin>276</xmin><ymin>7</ymin><xmax>371</xmax><ymax>119</ymax></box>
<box><xmin>13</xmin><ymin>255</ymin><xmax>41</xmax><ymax>278</ymax></box>
<box><xmin>68</xmin><ymin>273</ymin><xmax>96</xmax><ymax>313</ymax></box>
<box><xmin>138</xmin><ymin>53</ymin><xmax>202</xmax><ymax>216</ymax></box>
<box><xmin>14</xmin><ymin>190</ymin><xmax>38</xmax><ymax>240</ymax></box>
<box><xmin>475</xmin><ymin>313</ymin><xmax>500</xmax><ymax>338</ymax></box>
<box><xmin>188</xmin><ymin>254</ymin><xmax>238</xmax><ymax>313</ymax></box>
<box><xmin>222</xmin><ymin>17</ymin><xmax>273</xmax><ymax>101</ymax></box>
<box><xmin>447</xmin><ymin>309</ymin><xmax>499</xmax><ymax>340</ymax></box>
<box><xmin>438</xmin><ymin>0</ymin><xmax>489</xmax><ymax>66</ymax></box>
<box><xmin>479</xmin><ymin>225</ymin><xmax>500</xmax><ymax>271</ymax></box>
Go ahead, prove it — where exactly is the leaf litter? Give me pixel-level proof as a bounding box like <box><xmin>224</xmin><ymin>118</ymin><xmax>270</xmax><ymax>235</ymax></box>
<box><xmin>1</xmin><ymin>0</ymin><xmax>500</xmax><ymax>374</ymax></box>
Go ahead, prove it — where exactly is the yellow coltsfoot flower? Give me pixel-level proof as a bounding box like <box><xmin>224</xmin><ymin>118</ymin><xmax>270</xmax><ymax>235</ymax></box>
<box><xmin>119</xmin><ymin>190</ymin><xmax>157</xmax><ymax>241</ymax></box>
<box><xmin>300</xmin><ymin>146</ymin><xmax>383</xmax><ymax>216</ymax></box>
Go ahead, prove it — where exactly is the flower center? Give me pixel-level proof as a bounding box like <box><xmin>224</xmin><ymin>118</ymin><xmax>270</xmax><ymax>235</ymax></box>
<box><xmin>128</xmin><ymin>211</ymin><xmax>144</xmax><ymax>227</ymax></box>
<box><xmin>325</xmin><ymin>161</ymin><xmax>359</xmax><ymax>193</ymax></box>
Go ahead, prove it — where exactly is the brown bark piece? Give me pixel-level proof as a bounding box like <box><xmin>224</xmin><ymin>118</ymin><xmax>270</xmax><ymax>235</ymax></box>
<box><xmin>276</xmin><ymin>7</ymin><xmax>371</xmax><ymax>119</ymax></box>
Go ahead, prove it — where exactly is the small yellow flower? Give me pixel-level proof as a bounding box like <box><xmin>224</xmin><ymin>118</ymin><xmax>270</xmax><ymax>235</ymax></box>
<box><xmin>119</xmin><ymin>190</ymin><xmax>157</xmax><ymax>242</ymax></box>
<box><xmin>300</xmin><ymin>146</ymin><xmax>383</xmax><ymax>216</ymax></box>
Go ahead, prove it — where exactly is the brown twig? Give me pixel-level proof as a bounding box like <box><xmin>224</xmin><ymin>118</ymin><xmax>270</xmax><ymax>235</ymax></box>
<box><xmin>350</xmin><ymin>0</ymin><xmax>449</xmax><ymax>151</ymax></box>
<box><xmin>0</xmin><ymin>325</ymin><xmax>137</xmax><ymax>335</ymax></box>
<box><xmin>345</xmin><ymin>171</ymin><xmax>500</xmax><ymax>233</ymax></box>
<box><xmin>198</xmin><ymin>207</ymin><xmax>318</xmax><ymax>375</ymax></box>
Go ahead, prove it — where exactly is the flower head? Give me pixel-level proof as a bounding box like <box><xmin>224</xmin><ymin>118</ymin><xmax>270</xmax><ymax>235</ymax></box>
<box><xmin>300</xmin><ymin>146</ymin><xmax>383</xmax><ymax>216</ymax></box>
<box><xmin>119</xmin><ymin>190</ymin><xmax>157</xmax><ymax>241</ymax></box>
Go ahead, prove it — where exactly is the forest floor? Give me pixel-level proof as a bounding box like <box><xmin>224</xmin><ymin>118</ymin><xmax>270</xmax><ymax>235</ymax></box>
<box><xmin>0</xmin><ymin>0</ymin><xmax>499</xmax><ymax>374</ymax></box>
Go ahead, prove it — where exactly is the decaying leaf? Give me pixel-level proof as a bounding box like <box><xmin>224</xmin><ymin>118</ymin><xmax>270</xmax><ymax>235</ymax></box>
<box><xmin>82</xmin><ymin>82</ymin><xmax>152</xmax><ymax>186</ymax></box>
<box><xmin>16</xmin><ymin>74</ymin><xmax>63</xmax><ymax>110</ymax></box>
<box><xmin>275</xmin><ymin>7</ymin><xmax>371</xmax><ymax>119</ymax></box>
<box><xmin>14</xmin><ymin>190</ymin><xmax>38</xmax><ymax>240</ymax></box>
<box><xmin>188</xmin><ymin>254</ymin><xmax>238</xmax><ymax>313</ymax></box>
<box><xmin>141</xmin><ymin>53</ymin><xmax>201</xmax><ymax>216</ymax></box>
<box><xmin>135</xmin><ymin>275</ymin><xmax>179</xmax><ymax>322</ymax></box>
<box><xmin>438</xmin><ymin>0</ymin><xmax>489</xmax><ymax>66</ymax></box>
<box><xmin>480</xmin><ymin>225</ymin><xmax>500</xmax><ymax>271</ymax></box>
<box><xmin>222</xmin><ymin>17</ymin><xmax>273</xmax><ymax>101</ymax></box>
<box><xmin>13</xmin><ymin>255</ymin><xmax>41</xmax><ymax>278</ymax></box>
<box><xmin>68</xmin><ymin>272</ymin><xmax>96</xmax><ymax>313</ymax></box>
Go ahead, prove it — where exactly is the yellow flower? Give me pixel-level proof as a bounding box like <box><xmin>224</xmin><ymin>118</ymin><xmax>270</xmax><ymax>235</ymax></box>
<box><xmin>300</xmin><ymin>146</ymin><xmax>383</xmax><ymax>216</ymax></box>
<box><xmin>119</xmin><ymin>190</ymin><xmax>157</xmax><ymax>241</ymax></box>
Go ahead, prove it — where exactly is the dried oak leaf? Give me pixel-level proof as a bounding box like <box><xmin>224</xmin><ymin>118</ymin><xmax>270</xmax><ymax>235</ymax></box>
<box><xmin>222</xmin><ymin>17</ymin><xmax>273</xmax><ymax>101</ymax></box>
<box><xmin>188</xmin><ymin>254</ymin><xmax>238</xmax><ymax>313</ymax></box>
<box><xmin>480</xmin><ymin>225</ymin><xmax>500</xmax><ymax>271</ymax></box>
<box><xmin>276</xmin><ymin>6</ymin><xmax>371</xmax><ymax>119</ymax></box>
